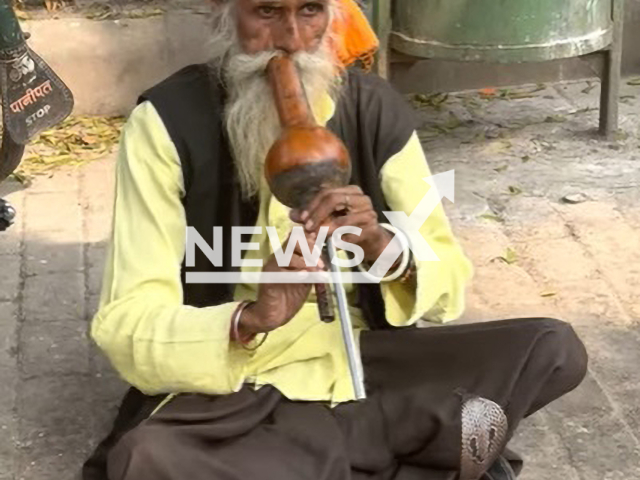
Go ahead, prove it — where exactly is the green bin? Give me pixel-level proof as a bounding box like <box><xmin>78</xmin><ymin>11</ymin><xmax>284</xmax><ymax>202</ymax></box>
<box><xmin>390</xmin><ymin>0</ymin><xmax>614</xmax><ymax>63</ymax></box>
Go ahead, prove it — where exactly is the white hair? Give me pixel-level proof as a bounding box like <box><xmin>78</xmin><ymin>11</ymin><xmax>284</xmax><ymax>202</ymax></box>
<box><xmin>205</xmin><ymin>0</ymin><xmax>343</xmax><ymax>199</ymax></box>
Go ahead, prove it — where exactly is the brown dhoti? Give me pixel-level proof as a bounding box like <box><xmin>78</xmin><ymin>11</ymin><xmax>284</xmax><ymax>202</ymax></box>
<box><xmin>83</xmin><ymin>318</ymin><xmax>588</xmax><ymax>480</ymax></box>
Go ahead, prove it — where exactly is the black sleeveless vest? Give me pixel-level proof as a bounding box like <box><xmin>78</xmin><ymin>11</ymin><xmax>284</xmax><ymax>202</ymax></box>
<box><xmin>138</xmin><ymin>63</ymin><xmax>416</xmax><ymax>330</ymax></box>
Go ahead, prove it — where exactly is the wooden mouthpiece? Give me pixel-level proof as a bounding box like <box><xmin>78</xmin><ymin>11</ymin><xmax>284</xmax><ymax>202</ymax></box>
<box><xmin>267</xmin><ymin>55</ymin><xmax>313</xmax><ymax>128</ymax></box>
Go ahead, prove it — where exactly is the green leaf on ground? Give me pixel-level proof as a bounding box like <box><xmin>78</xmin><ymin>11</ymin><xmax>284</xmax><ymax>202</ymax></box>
<box><xmin>479</xmin><ymin>213</ymin><xmax>503</xmax><ymax>222</ymax></box>
<box><xmin>499</xmin><ymin>248</ymin><xmax>518</xmax><ymax>265</ymax></box>
<box><xmin>508</xmin><ymin>185</ymin><xmax>523</xmax><ymax>196</ymax></box>
<box><xmin>627</xmin><ymin>78</ymin><xmax>640</xmax><ymax>86</ymax></box>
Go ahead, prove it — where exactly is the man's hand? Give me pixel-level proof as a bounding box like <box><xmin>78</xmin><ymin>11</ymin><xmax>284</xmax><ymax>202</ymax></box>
<box><xmin>238</xmin><ymin>231</ymin><xmax>323</xmax><ymax>337</ymax></box>
<box><xmin>290</xmin><ymin>186</ymin><xmax>392</xmax><ymax>263</ymax></box>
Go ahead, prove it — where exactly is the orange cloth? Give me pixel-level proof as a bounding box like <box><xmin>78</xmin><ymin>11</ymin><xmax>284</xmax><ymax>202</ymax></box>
<box><xmin>330</xmin><ymin>0</ymin><xmax>379</xmax><ymax>70</ymax></box>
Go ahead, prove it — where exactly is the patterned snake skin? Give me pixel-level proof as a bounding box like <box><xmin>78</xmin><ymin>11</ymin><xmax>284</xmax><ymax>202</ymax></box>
<box><xmin>459</xmin><ymin>397</ymin><xmax>509</xmax><ymax>480</ymax></box>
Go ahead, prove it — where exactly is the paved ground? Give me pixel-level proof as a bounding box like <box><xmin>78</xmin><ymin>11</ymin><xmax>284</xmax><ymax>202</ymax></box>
<box><xmin>1</xmin><ymin>78</ymin><xmax>640</xmax><ymax>479</ymax></box>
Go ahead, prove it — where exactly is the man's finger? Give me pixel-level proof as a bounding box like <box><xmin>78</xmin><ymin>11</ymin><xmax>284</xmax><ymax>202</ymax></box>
<box><xmin>289</xmin><ymin>209</ymin><xmax>304</xmax><ymax>224</ymax></box>
<box><xmin>304</xmin><ymin>190</ymin><xmax>367</xmax><ymax>232</ymax></box>
<box><xmin>281</xmin><ymin>229</ymin><xmax>325</xmax><ymax>269</ymax></box>
<box><xmin>329</xmin><ymin>210</ymin><xmax>377</xmax><ymax>230</ymax></box>
<box><xmin>301</xmin><ymin>186</ymin><xmax>363</xmax><ymax>223</ymax></box>
<box><xmin>287</xmin><ymin>253</ymin><xmax>310</xmax><ymax>271</ymax></box>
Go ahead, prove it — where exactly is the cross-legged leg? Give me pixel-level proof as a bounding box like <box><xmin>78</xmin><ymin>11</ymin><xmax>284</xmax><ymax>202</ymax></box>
<box><xmin>334</xmin><ymin>317</ymin><xmax>588</xmax><ymax>479</ymax></box>
<box><xmin>107</xmin><ymin>386</ymin><xmax>352</xmax><ymax>480</ymax></box>
<box><xmin>104</xmin><ymin>318</ymin><xmax>587</xmax><ymax>480</ymax></box>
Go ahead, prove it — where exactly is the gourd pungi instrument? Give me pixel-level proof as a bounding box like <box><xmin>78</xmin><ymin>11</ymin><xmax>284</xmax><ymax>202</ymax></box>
<box><xmin>264</xmin><ymin>55</ymin><xmax>366</xmax><ymax>400</ymax></box>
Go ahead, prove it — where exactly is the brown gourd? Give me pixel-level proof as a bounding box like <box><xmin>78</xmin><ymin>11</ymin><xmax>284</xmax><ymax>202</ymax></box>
<box><xmin>264</xmin><ymin>55</ymin><xmax>351</xmax><ymax>210</ymax></box>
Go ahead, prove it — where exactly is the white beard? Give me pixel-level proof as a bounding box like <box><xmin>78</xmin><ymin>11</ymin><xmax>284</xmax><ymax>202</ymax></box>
<box><xmin>206</xmin><ymin>2</ymin><xmax>341</xmax><ymax>199</ymax></box>
<box><xmin>223</xmin><ymin>45</ymin><xmax>339</xmax><ymax>199</ymax></box>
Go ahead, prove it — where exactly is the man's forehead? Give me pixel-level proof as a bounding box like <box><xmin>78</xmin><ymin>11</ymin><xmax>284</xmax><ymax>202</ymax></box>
<box><xmin>241</xmin><ymin>0</ymin><xmax>330</xmax><ymax>5</ymax></box>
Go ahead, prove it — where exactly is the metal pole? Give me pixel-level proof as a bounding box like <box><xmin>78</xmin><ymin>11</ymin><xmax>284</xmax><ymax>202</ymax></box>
<box><xmin>326</xmin><ymin>238</ymin><xmax>367</xmax><ymax>400</ymax></box>
<box><xmin>371</xmin><ymin>0</ymin><xmax>392</xmax><ymax>79</ymax></box>
<box><xmin>599</xmin><ymin>0</ymin><xmax>624</xmax><ymax>138</ymax></box>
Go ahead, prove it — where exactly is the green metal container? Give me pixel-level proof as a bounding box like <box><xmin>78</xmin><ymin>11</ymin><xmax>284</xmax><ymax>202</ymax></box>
<box><xmin>0</xmin><ymin>0</ymin><xmax>26</xmax><ymax>52</ymax></box>
<box><xmin>390</xmin><ymin>0</ymin><xmax>614</xmax><ymax>63</ymax></box>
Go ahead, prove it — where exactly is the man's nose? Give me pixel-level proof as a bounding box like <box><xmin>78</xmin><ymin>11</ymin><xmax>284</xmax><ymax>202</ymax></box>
<box><xmin>273</xmin><ymin>14</ymin><xmax>304</xmax><ymax>54</ymax></box>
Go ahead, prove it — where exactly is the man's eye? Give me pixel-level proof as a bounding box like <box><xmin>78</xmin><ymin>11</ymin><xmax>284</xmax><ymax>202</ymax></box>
<box><xmin>300</xmin><ymin>3</ymin><xmax>324</xmax><ymax>15</ymax></box>
<box><xmin>257</xmin><ymin>6</ymin><xmax>279</xmax><ymax>17</ymax></box>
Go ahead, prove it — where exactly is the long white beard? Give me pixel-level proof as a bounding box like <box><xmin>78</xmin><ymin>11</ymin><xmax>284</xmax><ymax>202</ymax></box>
<box><xmin>224</xmin><ymin>46</ymin><xmax>339</xmax><ymax>199</ymax></box>
<box><xmin>206</xmin><ymin>2</ymin><xmax>341</xmax><ymax>199</ymax></box>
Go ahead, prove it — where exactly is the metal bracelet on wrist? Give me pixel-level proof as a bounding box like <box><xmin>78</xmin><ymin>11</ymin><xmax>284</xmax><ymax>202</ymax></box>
<box><xmin>231</xmin><ymin>301</ymin><xmax>269</xmax><ymax>351</ymax></box>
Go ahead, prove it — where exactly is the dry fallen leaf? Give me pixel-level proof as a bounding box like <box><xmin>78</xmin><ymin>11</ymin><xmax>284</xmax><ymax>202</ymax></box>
<box><xmin>125</xmin><ymin>7</ymin><xmax>166</xmax><ymax>19</ymax></box>
<box><xmin>13</xmin><ymin>115</ymin><xmax>125</xmax><ymax>180</ymax></box>
<box><xmin>540</xmin><ymin>291</ymin><xmax>557</xmax><ymax>298</ymax></box>
<box><xmin>8</xmin><ymin>171</ymin><xmax>31</xmax><ymax>186</ymax></box>
<box><xmin>479</xmin><ymin>88</ymin><xmax>497</xmax><ymax>98</ymax></box>
<box><xmin>570</xmin><ymin>107</ymin><xmax>598</xmax><ymax>116</ymax></box>
<box><xmin>544</xmin><ymin>114</ymin><xmax>567</xmax><ymax>123</ymax></box>
<box><xmin>44</xmin><ymin>0</ymin><xmax>65</xmax><ymax>12</ymax></box>
<box><xmin>14</xmin><ymin>8</ymin><xmax>30</xmax><ymax>20</ymax></box>
<box><xmin>561</xmin><ymin>193</ymin><xmax>588</xmax><ymax>205</ymax></box>
<box><xmin>85</xmin><ymin>4</ymin><xmax>117</xmax><ymax>20</ymax></box>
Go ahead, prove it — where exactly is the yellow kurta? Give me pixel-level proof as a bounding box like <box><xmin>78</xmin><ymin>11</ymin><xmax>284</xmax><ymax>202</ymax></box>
<box><xmin>91</xmin><ymin>95</ymin><xmax>474</xmax><ymax>405</ymax></box>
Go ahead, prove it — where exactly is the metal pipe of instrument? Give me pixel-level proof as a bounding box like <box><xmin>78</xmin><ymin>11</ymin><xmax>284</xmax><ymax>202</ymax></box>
<box><xmin>264</xmin><ymin>54</ymin><xmax>367</xmax><ymax>400</ymax></box>
<box><xmin>326</xmin><ymin>238</ymin><xmax>367</xmax><ymax>400</ymax></box>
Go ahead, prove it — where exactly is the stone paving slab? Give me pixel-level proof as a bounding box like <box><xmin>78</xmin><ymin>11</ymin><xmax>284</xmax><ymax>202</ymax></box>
<box><xmin>544</xmin><ymin>373</ymin><xmax>640</xmax><ymax>480</ymax></box>
<box><xmin>0</xmin><ymin>301</ymin><xmax>19</xmax><ymax>480</ymax></box>
<box><xmin>0</xmin><ymin>396</ymin><xmax>18</xmax><ymax>480</ymax></box>
<box><xmin>20</xmin><ymin>321</ymin><xmax>91</xmax><ymax>378</ymax></box>
<box><xmin>26</xmin><ymin>171</ymin><xmax>79</xmax><ymax>196</ymax></box>
<box><xmin>86</xmin><ymin>244</ymin><xmax>107</xmax><ymax>298</ymax></box>
<box><xmin>510</xmin><ymin>412</ymin><xmax>580</xmax><ymax>480</ymax></box>
<box><xmin>24</xmin><ymin>238</ymin><xmax>84</xmax><ymax>276</ymax></box>
<box><xmin>23</xmin><ymin>192</ymin><xmax>82</xmax><ymax>235</ymax></box>
<box><xmin>0</xmin><ymin>256</ymin><xmax>20</xmax><ymax>303</ymax></box>
<box><xmin>16</xmin><ymin>375</ymin><xmax>97</xmax><ymax>479</ymax></box>
<box><xmin>23</xmin><ymin>272</ymin><xmax>85</xmax><ymax>324</ymax></box>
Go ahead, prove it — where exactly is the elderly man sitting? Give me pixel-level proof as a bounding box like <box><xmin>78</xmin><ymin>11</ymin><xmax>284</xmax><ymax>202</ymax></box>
<box><xmin>82</xmin><ymin>1</ymin><xmax>588</xmax><ymax>479</ymax></box>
